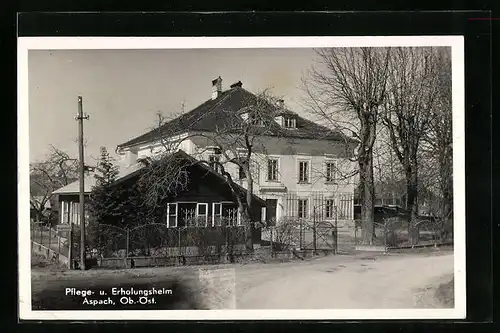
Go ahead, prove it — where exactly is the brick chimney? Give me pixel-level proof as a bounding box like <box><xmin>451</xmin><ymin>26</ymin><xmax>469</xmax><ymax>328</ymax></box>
<box><xmin>212</xmin><ymin>76</ymin><xmax>223</xmax><ymax>100</ymax></box>
<box><xmin>230</xmin><ymin>81</ymin><xmax>243</xmax><ymax>89</ymax></box>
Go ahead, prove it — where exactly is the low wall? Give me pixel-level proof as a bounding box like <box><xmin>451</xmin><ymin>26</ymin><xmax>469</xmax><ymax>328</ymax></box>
<box><xmin>97</xmin><ymin>244</ymin><xmax>248</xmax><ymax>268</ymax></box>
<box><xmin>98</xmin><ymin>255</ymin><xmax>229</xmax><ymax>268</ymax></box>
<box><xmin>31</xmin><ymin>241</ymin><xmax>69</xmax><ymax>266</ymax></box>
<box><xmin>95</xmin><ymin>246</ymin><xmax>335</xmax><ymax>268</ymax></box>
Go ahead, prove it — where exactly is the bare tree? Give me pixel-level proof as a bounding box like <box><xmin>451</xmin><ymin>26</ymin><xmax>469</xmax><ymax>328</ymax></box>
<box><xmin>420</xmin><ymin>49</ymin><xmax>453</xmax><ymax>230</ymax></box>
<box><xmin>30</xmin><ymin>146</ymin><xmax>79</xmax><ymax>222</ymax></box>
<box><xmin>381</xmin><ymin>47</ymin><xmax>446</xmax><ymax>243</ymax></box>
<box><xmin>302</xmin><ymin>47</ymin><xmax>391</xmax><ymax>245</ymax></box>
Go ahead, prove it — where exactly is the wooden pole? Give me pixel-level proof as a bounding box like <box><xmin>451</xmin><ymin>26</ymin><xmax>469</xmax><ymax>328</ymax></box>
<box><xmin>76</xmin><ymin>96</ymin><xmax>89</xmax><ymax>270</ymax></box>
<box><xmin>68</xmin><ymin>228</ymin><xmax>73</xmax><ymax>269</ymax></box>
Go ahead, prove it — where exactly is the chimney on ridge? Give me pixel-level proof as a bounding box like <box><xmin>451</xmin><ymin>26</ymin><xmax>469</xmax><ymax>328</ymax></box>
<box><xmin>212</xmin><ymin>76</ymin><xmax>223</xmax><ymax>100</ymax></box>
<box><xmin>230</xmin><ymin>81</ymin><xmax>243</xmax><ymax>89</ymax></box>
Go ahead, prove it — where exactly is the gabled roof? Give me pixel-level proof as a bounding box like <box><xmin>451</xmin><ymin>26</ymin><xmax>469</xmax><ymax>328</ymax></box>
<box><xmin>51</xmin><ymin>150</ymin><xmax>266</xmax><ymax>206</ymax></box>
<box><xmin>52</xmin><ymin>162</ymin><xmax>144</xmax><ymax>195</ymax></box>
<box><xmin>117</xmin><ymin>86</ymin><xmax>356</xmax><ymax>150</ymax></box>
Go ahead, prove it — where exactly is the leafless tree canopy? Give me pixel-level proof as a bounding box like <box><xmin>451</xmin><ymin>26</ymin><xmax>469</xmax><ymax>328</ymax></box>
<box><xmin>302</xmin><ymin>47</ymin><xmax>392</xmax><ymax>245</ymax></box>
<box><xmin>380</xmin><ymin>47</ymin><xmax>450</xmax><ymax>243</ymax></box>
<box><xmin>30</xmin><ymin>146</ymin><xmax>79</xmax><ymax>221</ymax></box>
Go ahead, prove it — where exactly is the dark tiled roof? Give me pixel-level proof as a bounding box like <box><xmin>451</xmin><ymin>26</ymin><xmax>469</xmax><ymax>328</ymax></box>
<box><xmin>54</xmin><ymin>150</ymin><xmax>265</xmax><ymax>206</ymax></box>
<box><xmin>117</xmin><ymin>86</ymin><xmax>356</xmax><ymax>149</ymax></box>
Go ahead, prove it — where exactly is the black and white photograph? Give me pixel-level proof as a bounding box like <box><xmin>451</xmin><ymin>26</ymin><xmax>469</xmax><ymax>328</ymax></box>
<box><xmin>18</xmin><ymin>36</ymin><xmax>465</xmax><ymax>320</ymax></box>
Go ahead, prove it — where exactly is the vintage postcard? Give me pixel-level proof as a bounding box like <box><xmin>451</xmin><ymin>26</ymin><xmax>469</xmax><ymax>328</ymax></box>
<box><xmin>18</xmin><ymin>36</ymin><xmax>465</xmax><ymax>320</ymax></box>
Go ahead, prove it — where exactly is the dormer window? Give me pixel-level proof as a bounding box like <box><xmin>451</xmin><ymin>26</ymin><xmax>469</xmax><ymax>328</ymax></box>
<box><xmin>207</xmin><ymin>146</ymin><xmax>222</xmax><ymax>173</ymax></box>
<box><xmin>284</xmin><ymin>116</ymin><xmax>296</xmax><ymax>128</ymax></box>
<box><xmin>249</xmin><ymin>112</ymin><xmax>264</xmax><ymax>126</ymax></box>
<box><xmin>209</xmin><ymin>154</ymin><xmax>222</xmax><ymax>173</ymax></box>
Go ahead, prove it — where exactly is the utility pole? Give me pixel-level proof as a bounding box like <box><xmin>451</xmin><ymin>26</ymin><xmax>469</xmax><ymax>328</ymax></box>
<box><xmin>76</xmin><ymin>96</ymin><xmax>89</xmax><ymax>270</ymax></box>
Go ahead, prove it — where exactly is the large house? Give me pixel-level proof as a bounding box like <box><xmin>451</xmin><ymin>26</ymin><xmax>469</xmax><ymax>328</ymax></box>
<box><xmin>115</xmin><ymin>77</ymin><xmax>358</xmax><ymax>226</ymax></box>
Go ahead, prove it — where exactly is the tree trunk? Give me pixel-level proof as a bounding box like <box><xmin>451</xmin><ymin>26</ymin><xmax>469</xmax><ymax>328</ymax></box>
<box><xmin>359</xmin><ymin>150</ymin><xmax>375</xmax><ymax>245</ymax></box>
<box><xmin>439</xmin><ymin>145</ymin><xmax>453</xmax><ymax>239</ymax></box>
<box><xmin>405</xmin><ymin>162</ymin><xmax>419</xmax><ymax>245</ymax></box>
<box><xmin>244</xmin><ymin>172</ymin><xmax>254</xmax><ymax>253</ymax></box>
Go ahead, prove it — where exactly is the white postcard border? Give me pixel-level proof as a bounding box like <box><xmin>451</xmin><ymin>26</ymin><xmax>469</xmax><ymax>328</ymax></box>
<box><xmin>18</xmin><ymin>36</ymin><xmax>466</xmax><ymax>320</ymax></box>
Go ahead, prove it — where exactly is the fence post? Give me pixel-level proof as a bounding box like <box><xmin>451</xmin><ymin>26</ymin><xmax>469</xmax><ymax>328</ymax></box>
<box><xmin>58</xmin><ymin>234</ymin><xmax>61</xmax><ymax>256</ymax></box>
<box><xmin>354</xmin><ymin>224</ymin><xmax>357</xmax><ymax>246</ymax></box>
<box><xmin>68</xmin><ymin>227</ymin><xmax>73</xmax><ymax>269</ymax></box>
<box><xmin>312</xmin><ymin>207</ymin><xmax>317</xmax><ymax>255</ymax></box>
<box><xmin>270</xmin><ymin>227</ymin><xmax>274</xmax><ymax>257</ymax></box>
<box><xmin>178</xmin><ymin>227</ymin><xmax>181</xmax><ymax>258</ymax></box>
<box><xmin>434</xmin><ymin>221</ymin><xmax>438</xmax><ymax>248</ymax></box>
<box><xmin>384</xmin><ymin>223</ymin><xmax>388</xmax><ymax>253</ymax></box>
<box><xmin>48</xmin><ymin>227</ymin><xmax>51</xmax><ymax>250</ymax></box>
<box><xmin>299</xmin><ymin>218</ymin><xmax>303</xmax><ymax>250</ymax></box>
<box><xmin>334</xmin><ymin>206</ymin><xmax>338</xmax><ymax>255</ymax></box>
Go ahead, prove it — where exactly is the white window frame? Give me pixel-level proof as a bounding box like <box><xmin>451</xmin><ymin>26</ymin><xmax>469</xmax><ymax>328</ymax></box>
<box><xmin>208</xmin><ymin>154</ymin><xmax>222</xmax><ymax>173</ymax></box>
<box><xmin>72</xmin><ymin>202</ymin><xmax>79</xmax><ymax>225</ymax></box>
<box><xmin>298</xmin><ymin>198</ymin><xmax>309</xmax><ymax>219</ymax></box>
<box><xmin>284</xmin><ymin>116</ymin><xmax>296</xmax><ymax>128</ymax></box>
<box><xmin>237</xmin><ymin>210</ymin><xmax>242</xmax><ymax>226</ymax></box>
<box><xmin>325</xmin><ymin>160</ymin><xmax>337</xmax><ymax>183</ymax></box>
<box><xmin>61</xmin><ymin>201</ymin><xmax>68</xmax><ymax>223</ymax></box>
<box><xmin>267</xmin><ymin>157</ymin><xmax>279</xmax><ymax>181</ymax></box>
<box><xmin>325</xmin><ymin>199</ymin><xmax>335</xmax><ymax>219</ymax></box>
<box><xmin>167</xmin><ymin>203</ymin><xmax>178</xmax><ymax>228</ymax></box>
<box><xmin>212</xmin><ymin>203</ymin><xmax>222</xmax><ymax>227</ymax></box>
<box><xmin>298</xmin><ymin>160</ymin><xmax>310</xmax><ymax>183</ymax></box>
<box><xmin>227</xmin><ymin>207</ymin><xmax>238</xmax><ymax>226</ymax></box>
<box><xmin>196</xmin><ymin>203</ymin><xmax>209</xmax><ymax>227</ymax></box>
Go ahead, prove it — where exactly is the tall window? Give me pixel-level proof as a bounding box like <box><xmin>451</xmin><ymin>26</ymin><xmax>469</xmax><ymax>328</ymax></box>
<box><xmin>298</xmin><ymin>161</ymin><xmax>309</xmax><ymax>183</ymax></box>
<box><xmin>209</xmin><ymin>154</ymin><xmax>221</xmax><ymax>173</ymax></box>
<box><xmin>267</xmin><ymin>158</ymin><xmax>278</xmax><ymax>181</ymax></box>
<box><xmin>196</xmin><ymin>203</ymin><xmax>208</xmax><ymax>226</ymax></box>
<box><xmin>298</xmin><ymin>199</ymin><xmax>308</xmax><ymax>218</ymax></box>
<box><xmin>325</xmin><ymin>199</ymin><xmax>335</xmax><ymax>219</ymax></box>
<box><xmin>326</xmin><ymin>161</ymin><xmax>336</xmax><ymax>183</ymax></box>
<box><xmin>239</xmin><ymin>165</ymin><xmax>246</xmax><ymax>180</ymax></box>
<box><xmin>61</xmin><ymin>201</ymin><xmax>69</xmax><ymax>223</ymax></box>
<box><xmin>213</xmin><ymin>203</ymin><xmax>222</xmax><ymax>226</ymax></box>
<box><xmin>71</xmin><ymin>202</ymin><xmax>79</xmax><ymax>225</ymax></box>
<box><xmin>284</xmin><ymin>116</ymin><xmax>296</xmax><ymax>128</ymax></box>
<box><xmin>167</xmin><ymin>203</ymin><xmax>178</xmax><ymax>227</ymax></box>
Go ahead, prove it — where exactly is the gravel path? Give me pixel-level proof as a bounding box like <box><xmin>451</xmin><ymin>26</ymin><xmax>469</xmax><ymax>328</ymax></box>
<box><xmin>31</xmin><ymin>250</ymin><xmax>454</xmax><ymax>310</ymax></box>
<box><xmin>208</xmin><ymin>252</ymin><xmax>454</xmax><ymax>309</ymax></box>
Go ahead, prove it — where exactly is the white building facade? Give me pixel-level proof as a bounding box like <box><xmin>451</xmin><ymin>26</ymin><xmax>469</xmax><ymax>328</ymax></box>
<box><xmin>116</xmin><ymin>78</ymin><xmax>358</xmax><ymax>226</ymax></box>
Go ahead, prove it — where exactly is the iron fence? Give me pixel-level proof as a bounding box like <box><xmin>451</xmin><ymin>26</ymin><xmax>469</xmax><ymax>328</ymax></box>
<box><xmin>260</xmin><ymin>215</ymin><xmax>341</xmax><ymax>255</ymax></box>
<box><xmin>70</xmin><ymin>219</ymin><xmax>248</xmax><ymax>265</ymax></box>
<box><xmin>30</xmin><ymin>221</ymin><xmax>69</xmax><ymax>258</ymax></box>
<box><xmin>354</xmin><ymin>216</ymin><xmax>454</xmax><ymax>249</ymax></box>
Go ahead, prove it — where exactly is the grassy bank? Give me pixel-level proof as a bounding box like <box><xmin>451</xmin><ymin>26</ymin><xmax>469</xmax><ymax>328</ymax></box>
<box><xmin>435</xmin><ymin>277</ymin><xmax>454</xmax><ymax>307</ymax></box>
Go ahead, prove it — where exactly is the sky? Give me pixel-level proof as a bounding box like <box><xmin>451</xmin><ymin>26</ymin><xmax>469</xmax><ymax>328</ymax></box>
<box><xmin>28</xmin><ymin>48</ymin><xmax>320</xmax><ymax>165</ymax></box>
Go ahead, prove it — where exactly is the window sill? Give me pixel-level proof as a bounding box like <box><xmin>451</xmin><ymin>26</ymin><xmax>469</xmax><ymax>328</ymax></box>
<box><xmin>297</xmin><ymin>182</ymin><xmax>311</xmax><ymax>185</ymax></box>
<box><xmin>266</xmin><ymin>180</ymin><xmax>281</xmax><ymax>183</ymax></box>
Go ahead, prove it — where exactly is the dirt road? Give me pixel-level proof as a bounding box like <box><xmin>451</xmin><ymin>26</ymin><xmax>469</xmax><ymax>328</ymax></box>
<box><xmin>202</xmin><ymin>251</ymin><xmax>454</xmax><ymax>309</ymax></box>
<box><xmin>31</xmin><ymin>250</ymin><xmax>454</xmax><ymax>310</ymax></box>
